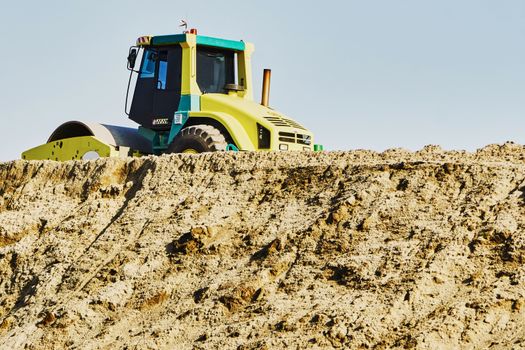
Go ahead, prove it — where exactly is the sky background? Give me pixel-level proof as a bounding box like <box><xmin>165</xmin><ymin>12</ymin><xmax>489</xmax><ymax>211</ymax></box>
<box><xmin>0</xmin><ymin>0</ymin><xmax>524</xmax><ymax>161</ymax></box>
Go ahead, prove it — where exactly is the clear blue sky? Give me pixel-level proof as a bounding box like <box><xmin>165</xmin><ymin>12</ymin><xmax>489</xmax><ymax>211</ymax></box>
<box><xmin>0</xmin><ymin>0</ymin><xmax>524</xmax><ymax>161</ymax></box>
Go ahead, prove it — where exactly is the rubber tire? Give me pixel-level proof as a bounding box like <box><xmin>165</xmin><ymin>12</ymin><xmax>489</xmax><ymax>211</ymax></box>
<box><xmin>168</xmin><ymin>124</ymin><xmax>228</xmax><ymax>153</ymax></box>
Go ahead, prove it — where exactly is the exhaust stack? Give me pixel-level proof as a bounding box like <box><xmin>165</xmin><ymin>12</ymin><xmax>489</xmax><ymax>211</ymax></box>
<box><xmin>261</xmin><ymin>69</ymin><xmax>271</xmax><ymax>107</ymax></box>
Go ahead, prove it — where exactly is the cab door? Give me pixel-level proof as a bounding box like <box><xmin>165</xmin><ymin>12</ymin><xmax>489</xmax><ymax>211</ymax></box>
<box><xmin>152</xmin><ymin>47</ymin><xmax>182</xmax><ymax>130</ymax></box>
<box><xmin>129</xmin><ymin>46</ymin><xmax>182</xmax><ymax>131</ymax></box>
<box><xmin>129</xmin><ymin>49</ymin><xmax>156</xmax><ymax>128</ymax></box>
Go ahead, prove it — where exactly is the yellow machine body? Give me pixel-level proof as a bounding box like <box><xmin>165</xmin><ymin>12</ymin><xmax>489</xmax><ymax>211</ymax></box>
<box><xmin>195</xmin><ymin>94</ymin><xmax>313</xmax><ymax>151</ymax></box>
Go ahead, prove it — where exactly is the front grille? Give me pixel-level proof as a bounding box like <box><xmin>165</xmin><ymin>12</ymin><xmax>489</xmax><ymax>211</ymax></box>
<box><xmin>264</xmin><ymin>115</ymin><xmax>306</xmax><ymax>130</ymax></box>
<box><xmin>278</xmin><ymin>132</ymin><xmax>312</xmax><ymax>145</ymax></box>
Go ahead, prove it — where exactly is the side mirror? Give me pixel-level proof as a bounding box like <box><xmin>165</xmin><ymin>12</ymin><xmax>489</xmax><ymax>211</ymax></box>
<box><xmin>127</xmin><ymin>48</ymin><xmax>138</xmax><ymax>69</ymax></box>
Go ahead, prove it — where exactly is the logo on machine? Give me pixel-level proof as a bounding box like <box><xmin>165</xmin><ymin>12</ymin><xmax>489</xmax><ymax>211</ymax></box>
<box><xmin>152</xmin><ymin>118</ymin><xmax>169</xmax><ymax>126</ymax></box>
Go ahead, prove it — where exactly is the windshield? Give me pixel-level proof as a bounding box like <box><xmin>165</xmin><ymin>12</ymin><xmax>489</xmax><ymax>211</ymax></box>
<box><xmin>197</xmin><ymin>46</ymin><xmax>235</xmax><ymax>94</ymax></box>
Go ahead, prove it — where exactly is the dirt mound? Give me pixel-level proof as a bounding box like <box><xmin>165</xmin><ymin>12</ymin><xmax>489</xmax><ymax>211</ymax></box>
<box><xmin>1</xmin><ymin>144</ymin><xmax>525</xmax><ymax>349</ymax></box>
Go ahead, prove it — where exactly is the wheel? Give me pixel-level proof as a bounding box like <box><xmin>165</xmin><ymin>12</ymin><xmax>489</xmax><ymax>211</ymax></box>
<box><xmin>168</xmin><ymin>124</ymin><xmax>228</xmax><ymax>154</ymax></box>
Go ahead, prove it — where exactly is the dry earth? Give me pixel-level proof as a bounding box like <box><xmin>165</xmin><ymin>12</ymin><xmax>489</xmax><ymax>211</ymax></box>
<box><xmin>1</xmin><ymin>143</ymin><xmax>525</xmax><ymax>349</ymax></box>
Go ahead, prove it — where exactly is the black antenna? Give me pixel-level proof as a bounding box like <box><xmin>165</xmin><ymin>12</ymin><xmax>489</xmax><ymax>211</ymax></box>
<box><xmin>179</xmin><ymin>19</ymin><xmax>188</xmax><ymax>32</ymax></box>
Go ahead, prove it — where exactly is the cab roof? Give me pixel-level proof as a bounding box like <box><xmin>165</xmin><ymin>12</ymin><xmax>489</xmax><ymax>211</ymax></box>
<box><xmin>136</xmin><ymin>34</ymin><xmax>246</xmax><ymax>51</ymax></box>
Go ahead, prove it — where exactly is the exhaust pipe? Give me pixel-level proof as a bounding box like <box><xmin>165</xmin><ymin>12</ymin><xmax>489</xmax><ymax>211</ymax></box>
<box><xmin>261</xmin><ymin>69</ymin><xmax>271</xmax><ymax>107</ymax></box>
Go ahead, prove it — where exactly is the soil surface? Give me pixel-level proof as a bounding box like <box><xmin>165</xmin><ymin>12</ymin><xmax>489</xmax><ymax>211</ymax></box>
<box><xmin>1</xmin><ymin>144</ymin><xmax>525</xmax><ymax>349</ymax></box>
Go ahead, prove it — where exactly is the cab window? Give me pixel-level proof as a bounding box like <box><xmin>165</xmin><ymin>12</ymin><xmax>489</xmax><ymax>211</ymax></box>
<box><xmin>140</xmin><ymin>50</ymin><xmax>156</xmax><ymax>78</ymax></box>
<box><xmin>157</xmin><ymin>51</ymin><xmax>168</xmax><ymax>90</ymax></box>
<box><xmin>197</xmin><ymin>46</ymin><xmax>235</xmax><ymax>94</ymax></box>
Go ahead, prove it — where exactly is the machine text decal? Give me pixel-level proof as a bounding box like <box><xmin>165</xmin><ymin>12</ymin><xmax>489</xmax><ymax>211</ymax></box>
<box><xmin>152</xmin><ymin>118</ymin><xmax>169</xmax><ymax>126</ymax></box>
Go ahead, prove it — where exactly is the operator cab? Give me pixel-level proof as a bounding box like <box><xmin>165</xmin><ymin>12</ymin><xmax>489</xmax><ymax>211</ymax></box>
<box><xmin>126</xmin><ymin>37</ymin><xmax>240</xmax><ymax>131</ymax></box>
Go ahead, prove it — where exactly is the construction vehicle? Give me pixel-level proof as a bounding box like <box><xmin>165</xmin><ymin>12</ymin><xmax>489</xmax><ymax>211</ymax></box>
<box><xmin>22</xmin><ymin>29</ymin><xmax>319</xmax><ymax>161</ymax></box>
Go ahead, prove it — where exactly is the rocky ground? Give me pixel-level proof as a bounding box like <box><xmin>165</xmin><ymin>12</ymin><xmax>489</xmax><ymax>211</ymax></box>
<box><xmin>0</xmin><ymin>143</ymin><xmax>525</xmax><ymax>349</ymax></box>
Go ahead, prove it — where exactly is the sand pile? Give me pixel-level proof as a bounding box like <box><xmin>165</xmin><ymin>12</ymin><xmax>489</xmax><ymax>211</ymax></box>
<box><xmin>0</xmin><ymin>144</ymin><xmax>524</xmax><ymax>349</ymax></box>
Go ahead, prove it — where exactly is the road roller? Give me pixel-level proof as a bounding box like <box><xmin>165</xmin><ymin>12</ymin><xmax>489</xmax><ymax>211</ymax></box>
<box><xmin>22</xmin><ymin>29</ymin><xmax>319</xmax><ymax>161</ymax></box>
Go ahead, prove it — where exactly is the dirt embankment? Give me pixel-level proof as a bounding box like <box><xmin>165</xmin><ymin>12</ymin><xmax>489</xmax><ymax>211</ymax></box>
<box><xmin>0</xmin><ymin>143</ymin><xmax>525</xmax><ymax>349</ymax></box>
